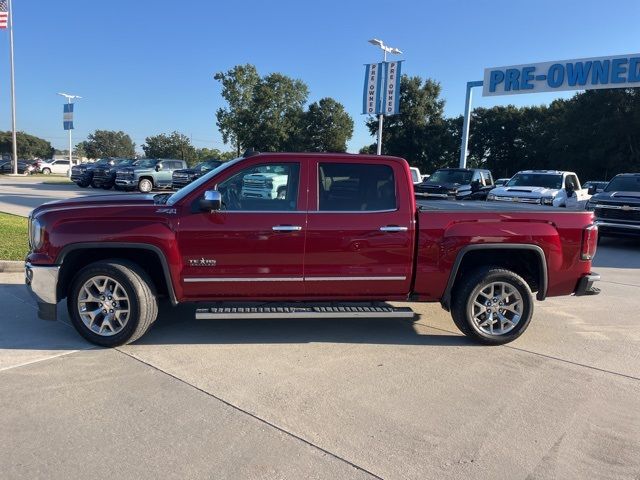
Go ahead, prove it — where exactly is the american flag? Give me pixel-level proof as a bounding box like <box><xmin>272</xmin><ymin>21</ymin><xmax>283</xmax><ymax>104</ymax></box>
<box><xmin>0</xmin><ymin>0</ymin><xmax>8</xmax><ymax>29</ymax></box>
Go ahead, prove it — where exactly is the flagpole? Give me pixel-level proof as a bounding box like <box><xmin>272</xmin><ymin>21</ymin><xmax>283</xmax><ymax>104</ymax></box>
<box><xmin>7</xmin><ymin>0</ymin><xmax>17</xmax><ymax>175</ymax></box>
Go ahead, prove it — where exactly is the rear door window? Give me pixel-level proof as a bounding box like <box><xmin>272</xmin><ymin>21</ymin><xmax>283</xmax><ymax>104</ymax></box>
<box><xmin>318</xmin><ymin>163</ymin><xmax>396</xmax><ymax>211</ymax></box>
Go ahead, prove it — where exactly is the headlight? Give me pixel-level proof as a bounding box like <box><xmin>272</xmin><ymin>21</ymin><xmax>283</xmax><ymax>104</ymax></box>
<box><xmin>30</xmin><ymin>217</ymin><xmax>44</xmax><ymax>250</ymax></box>
<box><xmin>541</xmin><ymin>197</ymin><xmax>554</xmax><ymax>205</ymax></box>
<box><xmin>487</xmin><ymin>193</ymin><xmax>496</xmax><ymax>201</ymax></box>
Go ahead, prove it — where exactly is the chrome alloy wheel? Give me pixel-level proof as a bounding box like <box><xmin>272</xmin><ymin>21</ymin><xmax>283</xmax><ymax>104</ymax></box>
<box><xmin>468</xmin><ymin>281</ymin><xmax>523</xmax><ymax>336</ymax></box>
<box><xmin>77</xmin><ymin>275</ymin><xmax>130</xmax><ymax>336</ymax></box>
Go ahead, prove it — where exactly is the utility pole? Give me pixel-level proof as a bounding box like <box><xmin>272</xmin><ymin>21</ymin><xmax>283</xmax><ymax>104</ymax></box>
<box><xmin>367</xmin><ymin>39</ymin><xmax>402</xmax><ymax>155</ymax></box>
<box><xmin>8</xmin><ymin>0</ymin><xmax>18</xmax><ymax>174</ymax></box>
<box><xmin>57</xmin><ymin>92</ymin><xmax>82</xmax><ymax>177</ymax></box>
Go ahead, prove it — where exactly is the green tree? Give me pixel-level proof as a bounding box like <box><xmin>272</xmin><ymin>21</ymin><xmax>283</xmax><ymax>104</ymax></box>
<box><xmin>195</xmin><ymin>147</ymin><xmax>237</xmax><ymax>162</ymax></box>
<box><xmin>142</xmin><ymin>131</ymin><xmax>197</xmax><ymax>163</ymax></box>
<box><xmin>80</xmin><ymin>130</ymin><xmax>135</xmax><ymax>159</ymax></box>
<box><xmin>214</xmin><ymin>64</ymin><xmax>261</xmax><ymax>156</ymax></box>
<box><xmin>298</xmin><ymin>98</ymin><xmax>353</xmax><ymax>152</ymax></box>
<box><xmin>215</xmin><ymin>65</ymin><xmax>309</xmax><ymax>153</ymax></box>
<box><xmin>0</xmin><ymin>131</ymin><xmax>54</xmax><ymax>159</ymax></box>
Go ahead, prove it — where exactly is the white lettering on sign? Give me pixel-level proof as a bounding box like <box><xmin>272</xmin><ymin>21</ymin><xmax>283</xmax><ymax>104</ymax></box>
<box><xmin>363</xmin><ymin>63</ymin><xmax>382</xmax><ymax>114</ymax></box>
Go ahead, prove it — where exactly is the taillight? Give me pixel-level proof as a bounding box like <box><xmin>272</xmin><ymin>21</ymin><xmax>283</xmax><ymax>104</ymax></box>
<box><xmin>581</xmin><ymin>224</ymin><xmax>598</xmax><ymax>261</ymax></box>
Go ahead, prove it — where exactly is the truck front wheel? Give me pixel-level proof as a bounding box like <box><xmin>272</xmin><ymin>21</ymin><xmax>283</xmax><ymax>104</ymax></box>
<box><xmin>451</xmin><ymin>267</ymin><xmax>533</xmax><ymax>345</ymax></box>
<box><xmin>67</xmin><ymin>260</ymin><xmax>158</xmax><ymax>347</ymax></box>
<box><xmin>138</xmin><ymin>178</ymin><xmax>153</xmax><ymax>193</ymax></box>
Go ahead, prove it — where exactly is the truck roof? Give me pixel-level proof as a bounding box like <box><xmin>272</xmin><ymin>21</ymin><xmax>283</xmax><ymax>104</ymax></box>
<box><xmin>517</xmin><ymin>170</ymin><xmax>572</xmax><ymax>175</ymax></box>
<box><xmin>242</xmin><ymin>152</ymin><xmax>409</xmax><ymax>165</ymax></box>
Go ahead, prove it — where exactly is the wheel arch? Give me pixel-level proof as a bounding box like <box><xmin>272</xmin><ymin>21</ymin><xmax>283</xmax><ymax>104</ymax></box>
<box><xmin>56</xmin><ymin>243</ymin><xmax>177</xmax><ymax>305</ymax></box>
<box><xmin>441</xmin><ymin>244</ymin><xmax>547</xmax><ymax>311</ymax></box>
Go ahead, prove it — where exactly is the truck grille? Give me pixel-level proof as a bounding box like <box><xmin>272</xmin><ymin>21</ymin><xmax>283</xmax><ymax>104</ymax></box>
<box><xmin>595</xmin><ymin>206</ymin><xmax>640</xmax><ymax>222</ymax></box>
<box><xmin>116</xmin><ymin>172</ymin><xmax>133</xmax><ymax>180</ymax></box>
<box><xmin>243</xmin><ymin>178</ymin><xmax>268</xmax><ymax>188</ymax></box>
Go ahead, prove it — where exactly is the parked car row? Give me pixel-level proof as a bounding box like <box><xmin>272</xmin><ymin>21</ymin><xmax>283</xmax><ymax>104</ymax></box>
<box><xmin>69</xmin><ymin>158</ymin><xmax>227</xmax><ymax>192</ymax></box>
<box><xmin>412</xmin><ymin>165</ymin><xmax>639</xmax><ymax>239</ymax></box>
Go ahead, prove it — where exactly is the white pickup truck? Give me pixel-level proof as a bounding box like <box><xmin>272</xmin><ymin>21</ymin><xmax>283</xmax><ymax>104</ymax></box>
<box><xmin>241</xmin><ymin>171</ymin><xmax>289</xmax><ymax>199</ymax></box>
<box><xmin>486</xmin><ymin>170</ymin><xmax>590</xmax><ymax>206</ymax></box>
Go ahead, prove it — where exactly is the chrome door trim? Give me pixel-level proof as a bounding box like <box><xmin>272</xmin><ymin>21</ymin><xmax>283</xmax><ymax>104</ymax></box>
<box><xmin>184</xmin><ymin>277</ymin><xmax>304</xmax><ymax>283</ymax></box>
<box><xmin>305</xmin><ymin>276</ymin><xmax>407</xmax><ymax>281</ymax></box>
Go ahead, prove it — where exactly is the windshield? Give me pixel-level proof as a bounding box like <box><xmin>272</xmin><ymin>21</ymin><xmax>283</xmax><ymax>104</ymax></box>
<box><xmin>506</xmin><ymin>173</ymin><xmax>563</xmax><ymax>189</ymax></box>
<box><xmin>132</xmin><ymin>159</ymin><xmax>158</xmax><ymax>168</ymax></box>
<box><xmin>115</xmin><ymin>159</ymin><xmax>135</xmax><ymax>166</ymax></box>
<box><xmin>195</xmin><ymin>160</ymin><xmax>222</xmax><ymax>172</ymax></box>
<box><xmin>428</xmin><ymin>169</ymin><xmax>473</xmax><ymax>184</ymax></box>
<box><xmin>604</xmin><ymin>176</ymin><xmax>640</xmax><ymax>192</ymax></box>
<box><xmin>167</xmin><ymin>157</ymin><xmax>243</xmax><ymax>205</ymax></box>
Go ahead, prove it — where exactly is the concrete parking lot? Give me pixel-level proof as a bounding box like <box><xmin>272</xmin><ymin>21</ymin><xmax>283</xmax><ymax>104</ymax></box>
<box><xmin>1</xmin><ymin>179</ymin><xmax>639</xmax><ymax>479</ymax></box>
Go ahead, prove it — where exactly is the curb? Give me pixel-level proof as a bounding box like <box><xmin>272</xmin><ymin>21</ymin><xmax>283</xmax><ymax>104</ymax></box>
<box><xmin>0</xmin><ymin>260</ymin><xmax>23</xmax><ymax>273</ymax></box>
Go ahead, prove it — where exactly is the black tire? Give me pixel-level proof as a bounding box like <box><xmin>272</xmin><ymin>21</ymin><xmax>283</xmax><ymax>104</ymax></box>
<box><xmin>90</xmin><ymin>180</ymin><xmax>99</xmax><ymax>188</ymax></box>
<box><xmin>42</xmin><ymin>168</ymin><xmax>51</xmax><ymax>175</ymax></box>
<box><xmin>67</xmin><ymin>260</ymin><xmax>158</xmax><ymax>347</ymax></box>
<box><xmin>77</xmin><ymin>181</ymin><xmax>89</xmax><ymax>188</ymax></box>
<box><xmin>450</xmin><ymin>267</ymin><xmax>533</xmax><ymax>345</ymax></box>
<box><xmin>138</xmin><ymin>178</ymin><xmax>153</xmax><ymax>193</ymax></box>
<box><xmin>101</xmin><ymin>183</ymin><xmax>113</xmax><ymax>190</ymax></box>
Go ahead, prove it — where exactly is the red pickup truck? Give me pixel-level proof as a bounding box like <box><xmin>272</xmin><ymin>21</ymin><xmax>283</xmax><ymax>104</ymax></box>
<box><xmin>25</xmin><ymin>152</ymin><xmax>600</xmax><ymax>347</ymax></box>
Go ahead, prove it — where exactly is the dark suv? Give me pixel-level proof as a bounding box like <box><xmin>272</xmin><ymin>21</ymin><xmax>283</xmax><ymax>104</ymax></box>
<box><xmin>415</xmin><ymin>168</ymin><xmax>494</xmax><ymax>200</ymax></box>
<box><xmin>172</xmin><ymin>159</ymin><xmax>223</xmax><ymax>190</ymax></box>
<box><xmin>115</xmin><ymin>158</ymin><xmax>188</xmax><ymax>193</ymax></box>
<box><xmin>92</xmin><ymin>158</ymin><xmax>137</xmax><ymax>189</ymax></box>
<box><xmin>589</xmin><ymin>173</ymin><xmax>640</xmax><ymax>238</ymax></box>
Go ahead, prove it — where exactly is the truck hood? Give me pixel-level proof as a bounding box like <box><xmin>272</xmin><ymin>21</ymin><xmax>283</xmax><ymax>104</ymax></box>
<box><xmin>490</xmin><ymin>186</ymin><xmax>560</xmax><ymax>198</ymax></box>
<box><xmin>31</xmin><ymin>194</ymin><xmax>159</xmax><ymax>218</ymax></box>
<box><xmin>590</xmin><ymin>191</ymin><xmax>640</xmax><ymax>205</ymax></box>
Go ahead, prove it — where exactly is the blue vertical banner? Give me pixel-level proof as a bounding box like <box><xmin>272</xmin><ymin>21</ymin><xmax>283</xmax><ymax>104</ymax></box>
<box><xmin>63</xmin><ymin>103</ymin><xmax>74</xmax><ymax>130</ymax></box>
<box><xmin>382</xmin><ymin>60</ymin><xmax>403</xmax><ymax>115</ymax></box>
<box><xmin>362</xmin><ymin>63</ymin><xmax>383</xmax><ymax>114</ymax></box>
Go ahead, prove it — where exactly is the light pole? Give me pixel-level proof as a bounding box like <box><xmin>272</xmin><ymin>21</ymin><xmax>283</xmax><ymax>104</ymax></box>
<box><xmin>368</xmin><ymin>38</ymin><xmax>402</xmax><ymax>155</ymax></box>
<box><xmin>57</xmin><ymin>92</ymin><xmax>82</xmax><ymax>177</ymax></box>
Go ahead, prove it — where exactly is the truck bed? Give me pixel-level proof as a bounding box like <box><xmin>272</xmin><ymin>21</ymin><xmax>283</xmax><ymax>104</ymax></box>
<box><xmin>417</xmin><ymin>199</ymin><xmax>576</xmax><ymax>213</ymax></box>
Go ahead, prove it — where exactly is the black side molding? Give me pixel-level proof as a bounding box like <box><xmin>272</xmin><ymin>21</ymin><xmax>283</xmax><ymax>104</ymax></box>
<box><xmin>440</xmin><ymin>243</ymin><xmax>548</xmax><ymax>311</ymax></box>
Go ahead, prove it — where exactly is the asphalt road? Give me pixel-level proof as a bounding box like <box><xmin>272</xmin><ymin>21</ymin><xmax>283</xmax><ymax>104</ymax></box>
<box><xmin>0</xmin><ymin>175</ymin><xmax>128</xmax><ymax>217</ymax></box>
<box><xmin>0</xmin><ymin>178</ymin><xmax>639</xmax><ymax>479</ymax></box>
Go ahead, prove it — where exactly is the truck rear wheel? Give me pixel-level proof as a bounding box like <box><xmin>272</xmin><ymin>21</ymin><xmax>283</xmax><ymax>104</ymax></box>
<box><xmin>451</xmin><ymin>267</ymin><xmax>533</xmax><ymax>345</ymax></box>
<box><xmin>67</xmin><ymin>260</ymin><xmax>158</xmax><ymax>347</ymax></box>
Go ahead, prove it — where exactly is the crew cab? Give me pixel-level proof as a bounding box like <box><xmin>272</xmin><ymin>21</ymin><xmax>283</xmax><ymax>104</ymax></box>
<box><xmin>588</xmin><ymin>173</ymin><xmax>640</xmax><ymax>237</ymax></box>
<box><xmin>487</xmin><ymin>170</ymin><xmax>589</xmax><ymax>205</ymax></box>
<box><xmin>25</xmin><ymin>152</ymin><xmax>600</xmax><ymax>347</ymax></box>
<box><xmin>415</xmin><ymin>167</ymin><xmax>494</xmax><ymax>200</ymax></box>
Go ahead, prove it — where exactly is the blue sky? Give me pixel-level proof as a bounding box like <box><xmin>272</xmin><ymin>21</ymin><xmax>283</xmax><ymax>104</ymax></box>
<box><xmin>0</xmin><ymin>0</ymin><xmax>638</xmax><ymax>154</ymax></box>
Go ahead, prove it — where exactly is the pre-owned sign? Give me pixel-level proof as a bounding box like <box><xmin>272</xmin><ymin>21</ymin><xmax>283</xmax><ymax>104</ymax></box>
<box><xmin>483</xmin><ymin>53</ymin><xmax>640</xmax><ymax>96</ymax></box>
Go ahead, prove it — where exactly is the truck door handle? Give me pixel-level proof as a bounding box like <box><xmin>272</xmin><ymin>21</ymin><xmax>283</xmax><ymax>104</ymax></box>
<box><xmin>380</xmin><ymin>225</ymin><xmax>408</xmax><ymax>232</ymax></box>
<box><xmin>272</xmin><ymin>225</ymin><xmax>302</xmax><ymax>232</ymax></box>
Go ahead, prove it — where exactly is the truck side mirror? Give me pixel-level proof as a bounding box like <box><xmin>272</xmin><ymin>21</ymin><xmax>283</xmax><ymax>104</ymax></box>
<box><xmin>200</xmin><ymin>190</ymin><xmax>222</xmax><ymax>212</ymax></box>
<box><xmin>155</xmin><ymin>164</ymin><xmax>162</xmax><ymax>172</ymax></box>
<box><xmin>470</xmin><ymin>180</ymin><xmax>480</xmax><ymax>192</ymax></box>
<box><xmin>587</xmin><ymin>185</ymin><xmax>597</xmax><ymax>195</ymax></box>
